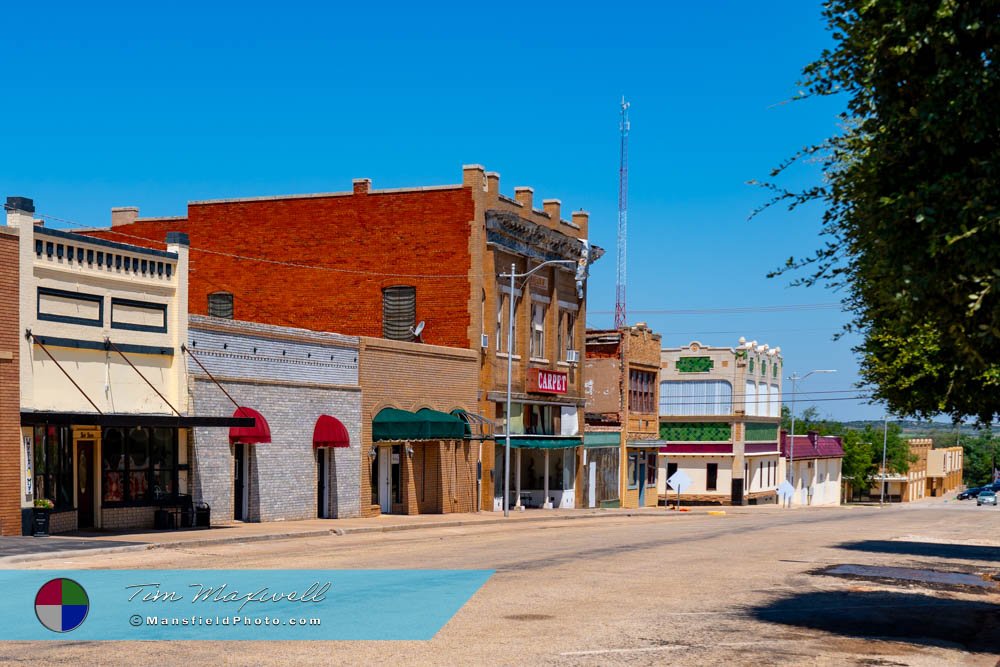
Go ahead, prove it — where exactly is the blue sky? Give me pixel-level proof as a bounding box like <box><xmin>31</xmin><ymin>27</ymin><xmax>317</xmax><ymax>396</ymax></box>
<box><xmin>2</xmin><ymin>1</ymin><xmax>890</xmax><ymax>420</ymax></box>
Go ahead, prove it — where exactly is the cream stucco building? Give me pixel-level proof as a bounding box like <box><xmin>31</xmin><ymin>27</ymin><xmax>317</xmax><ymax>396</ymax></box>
<box><xmin>7</xmin><ymin>198</ymin><xmax>243</xmax><ymax>533</ymax></box>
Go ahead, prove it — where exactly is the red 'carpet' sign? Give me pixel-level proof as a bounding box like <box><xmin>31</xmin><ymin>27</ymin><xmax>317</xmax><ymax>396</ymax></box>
<box><xmin>527</xmin><ymin>368</ymin><xmax>568</xmax><ymax>394</ymax></box>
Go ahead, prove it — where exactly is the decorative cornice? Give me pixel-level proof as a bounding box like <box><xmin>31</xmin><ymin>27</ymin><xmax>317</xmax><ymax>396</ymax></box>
<box><xmin>485</xmin><ymin>209</ymin><xmax>605</xmax><ymax>264</ymax></box>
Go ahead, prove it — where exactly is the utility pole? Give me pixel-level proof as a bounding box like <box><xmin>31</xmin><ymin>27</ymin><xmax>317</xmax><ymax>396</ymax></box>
<box><xmin>614</xmin><ymin>97</ymin><xmax>630</xmax><ymax>329</ymax></box>
<box><xmin>880</xmin><ymin>416</ymin><xmax>889</xmax><ymax>505</ymax></box>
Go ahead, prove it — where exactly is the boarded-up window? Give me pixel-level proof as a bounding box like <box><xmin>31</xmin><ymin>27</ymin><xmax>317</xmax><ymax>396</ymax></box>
<box><xmin>207</xmin><ymin>292</ymin><xmax>234</xmax><ymax>319</ymax></box>
<box><xmin>382</xmin><ymin>286</ymin><xmax>416</xmax><ymax>340</ymax></box>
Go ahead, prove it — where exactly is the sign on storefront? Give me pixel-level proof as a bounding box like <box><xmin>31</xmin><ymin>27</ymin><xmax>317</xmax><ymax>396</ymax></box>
<box><xmin>527</xmin><ymin>368</ymin><xmax>568</xmax><ymax>394</ymax></box>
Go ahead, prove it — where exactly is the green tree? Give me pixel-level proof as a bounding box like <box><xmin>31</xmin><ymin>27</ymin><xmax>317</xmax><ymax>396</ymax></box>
<box><xmin>961</xmin><ymin>429</ymin><xmax>998</xmax><ymax>486</ymax></box>
<box><xmin>841</xmin><ymin>429</ymin><xmax>878</xmax><ymax>493</ymax></box>
<box><xmin>755</xmin><ymin>1</ymin><xmax>1000</xmax><ymax>423</ymax></box>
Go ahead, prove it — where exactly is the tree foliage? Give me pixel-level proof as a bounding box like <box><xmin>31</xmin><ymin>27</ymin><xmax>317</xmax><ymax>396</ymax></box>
<box><xmin>756</xmin><ymin>1</ymin><xmax>1000</xmax><ymax>423</ymax></box>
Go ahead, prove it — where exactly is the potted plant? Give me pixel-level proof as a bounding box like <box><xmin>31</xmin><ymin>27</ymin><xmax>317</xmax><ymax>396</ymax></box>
<box><xmin>32</xmin><ymin>498</ymin><xmax>54</xmax><ymax>537</ymax></box>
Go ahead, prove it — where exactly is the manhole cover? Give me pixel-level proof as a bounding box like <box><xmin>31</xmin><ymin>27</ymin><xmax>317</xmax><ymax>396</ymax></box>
<box><xmin>821</xmin><ymin>564</ymin><xmax>998</xmax><ymax>590</ymax></box>
<box><xmin>504</xmin><ymin>613</ymin><xmax>554</xmax><ymax>621</ymax></box>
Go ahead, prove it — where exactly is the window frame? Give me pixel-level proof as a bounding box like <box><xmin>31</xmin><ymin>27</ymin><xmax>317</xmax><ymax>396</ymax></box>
<box><xmin>529</xmin><ymin>301</ymin><xmax>546</xmax><ymax>359</ymax></box>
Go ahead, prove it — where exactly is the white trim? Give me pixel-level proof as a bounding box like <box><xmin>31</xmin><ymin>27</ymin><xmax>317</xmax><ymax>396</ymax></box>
<box><xmin>530</xmin><ymin>293</ymin><xmax>551</xmax><ymax>304</ymax></box>
<box><xmin>557</xmin><ymin>300</ymin><xmax>580</xmax><ymax>312</ymax></box>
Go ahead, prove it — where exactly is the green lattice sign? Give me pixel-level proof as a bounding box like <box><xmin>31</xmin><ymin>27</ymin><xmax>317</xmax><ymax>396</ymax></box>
<box><xmin>744</xmin><ymin>422</ymin><xmax>778</xmax><ymax>442</ymax></box>
<box><xmin>660</xmin><ymin>422</ymin><xmax>731</xmax><ymax>442</ymax></box>
<box><xmin>676</xmin><ymin>357</ymin><xmax>713</xmax><ymax>373</ymax></box>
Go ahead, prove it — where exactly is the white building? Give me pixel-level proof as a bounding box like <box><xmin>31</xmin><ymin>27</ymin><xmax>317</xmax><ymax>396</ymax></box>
<box><xmin>780</xmin><ymin>431</ymin><xmax>844</xmax><ymax>506</ymax></box>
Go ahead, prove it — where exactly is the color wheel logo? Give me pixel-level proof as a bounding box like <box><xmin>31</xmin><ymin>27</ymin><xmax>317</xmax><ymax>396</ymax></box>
<box><xmin>35</xmin><ymin>578</ymin><xmax>89</xmax><ymax>633</ymax></box>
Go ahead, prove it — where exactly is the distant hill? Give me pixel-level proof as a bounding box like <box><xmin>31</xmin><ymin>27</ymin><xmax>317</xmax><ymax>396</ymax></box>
<box><xmin>841</xmin><ymin>419</ymin><xmax>979</xmax><ymax>439</ymax></box>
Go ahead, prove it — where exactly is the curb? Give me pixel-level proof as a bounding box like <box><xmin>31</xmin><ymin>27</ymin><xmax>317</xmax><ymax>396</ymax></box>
<box><xmin>0</xmin><ymin>509</ymin><xmax>690</xmax><ymax>565</ymax></box>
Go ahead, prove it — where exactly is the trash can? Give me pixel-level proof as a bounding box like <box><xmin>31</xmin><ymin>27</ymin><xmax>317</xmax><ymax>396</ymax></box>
<box><xmin>194</xmin><ymin>503</ymin><xmax>211</xmax><ymax>528</ymax></box>
<box><xmin>154</xmin><ymin>509</ymin><xmax>174</xmax><ymax>530</ymax></box>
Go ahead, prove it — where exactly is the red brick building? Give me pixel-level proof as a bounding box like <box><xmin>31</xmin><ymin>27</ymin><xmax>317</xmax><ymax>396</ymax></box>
<box><xmin>0</xmin><ymin>227</ymin><xmax>20</xmax><ymax>535</ymax></box>
<box><xmin>90</xmin><ymin>165</ymin><xmax>601</xmax><ymax>513</ymax></box>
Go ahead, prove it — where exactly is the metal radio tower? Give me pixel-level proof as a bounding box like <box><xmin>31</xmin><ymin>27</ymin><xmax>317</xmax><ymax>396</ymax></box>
<box><xmin>615</xmin><ymin>97</ymin><xmax>630</xmax><ymax>330</ymax></box>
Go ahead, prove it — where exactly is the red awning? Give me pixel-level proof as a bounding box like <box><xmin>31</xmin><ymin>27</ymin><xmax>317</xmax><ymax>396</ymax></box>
<box><xmin>313</xmin><ymin>414</ymin><xmax>350</xmax><ymax>449</ymax></box>
<box><xmin>229</xmin><ymin>406</ymin><xmax>271</xmax><ymax>444</ymax></box>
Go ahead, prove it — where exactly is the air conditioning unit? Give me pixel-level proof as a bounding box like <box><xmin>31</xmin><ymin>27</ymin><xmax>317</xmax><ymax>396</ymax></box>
<box><xmin>566</xmin><ymin>349</ymin><xmax>580</xmax><ymax>363</ymax></box>
<box><xmin>481</xmin><ymin>334</ymin><xmax>489</xmax><ymax>349</ymax></box>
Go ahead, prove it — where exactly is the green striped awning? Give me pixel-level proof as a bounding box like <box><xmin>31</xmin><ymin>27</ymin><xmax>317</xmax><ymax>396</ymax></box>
<box><xmin>502</xmin><ymin>435</ymin><xmax>583</xmax><ymax>449</ymax></box>
<box><xmin>584</xmin><ymin>432</ymin><xmax>621</xmax><ymax>448</ymax></box>
<box><xmin>373</xmin><ymin>408</ymin><xmax>466</xmax><ymax>441</ymax></box>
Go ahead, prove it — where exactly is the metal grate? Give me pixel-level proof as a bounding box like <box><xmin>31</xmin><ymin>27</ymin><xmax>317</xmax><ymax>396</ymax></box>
<box><xmin>207</xmin><ymin>291</ymin><xmax>234</xmax><ymax>319</ymax></box>
<box><xmin>382</xmin><ymin>286</ymin><xmax>416</xmax><ymax>340</ymax></box>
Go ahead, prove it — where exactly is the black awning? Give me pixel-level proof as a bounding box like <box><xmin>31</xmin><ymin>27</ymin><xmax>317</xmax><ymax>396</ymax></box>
<box><xmin>20</xmin><ymin>411</ymin><xmax>253</xmax><ymax>428</ymax></box>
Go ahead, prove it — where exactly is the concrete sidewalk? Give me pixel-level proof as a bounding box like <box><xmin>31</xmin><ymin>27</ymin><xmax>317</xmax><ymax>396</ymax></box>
<box><xmin>0</xmin><ymin>507</ymin><xmax>687</xmax><ymax>564</ymax></box>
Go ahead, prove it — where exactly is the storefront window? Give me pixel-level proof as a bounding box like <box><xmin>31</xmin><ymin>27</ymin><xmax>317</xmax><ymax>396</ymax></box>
<box><xmin>103</xmin><ymin>428</ymin><xmax>125</xmax><ymax>502</ymax></box>
<box><xmin>525</xmin><ymin>404</ymin><xmax>555</xmax><ymax>435</ymax></box>
<box><xmin>646</xmin><ymin>453</ymin><xmax>657</xmax><ymax>485</ymax></box>
<box><xmin>33</xmin><ymin>425</ymin><xmax>73</xmax><ymax>510</ymax></box>
<box><xmin>627</xmin><ymin>453</ymin><xmax>638</xmax><ymax>489</ymax></box>
<box><xmin>103</xmin><ymin>427</ymin><xmax>184</xmax><ymax>506</ymax></box>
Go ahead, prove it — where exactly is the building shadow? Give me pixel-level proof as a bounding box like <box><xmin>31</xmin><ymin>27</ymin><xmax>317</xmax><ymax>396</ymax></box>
<box><xmin>749</xmin><ymin>590</ymin><xmax>1000</xmax><ymax>653</ymax></box>
<box><xmin>838</xmin><ymin>539</ymin><xmax>1000</xmax><ymax>562</ymax></box>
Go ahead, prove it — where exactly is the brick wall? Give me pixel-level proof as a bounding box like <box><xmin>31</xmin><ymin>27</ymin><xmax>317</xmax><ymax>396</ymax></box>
<box><xmin>102</xmin><ymin>506</ymin><xmax>157</xmax><ymax>530</ymax></box>
<box><xmin>0</xmin><ymin>230</ymin><xmax>20</xmax><ymax>535</ymax></box>
<box><xmin>359</xmin><ymin>337</ymin><xmax>480</xmax><ymax>517</ymax></box>
<box><xmin>49</xmin><ymin>510</ymin><xmax>78</xmax><ymax>534</ymax></box>
<box><xmin>86</xmin><ymin>185</ymin><xmax>476</xmax><ymax>349</ymax></box>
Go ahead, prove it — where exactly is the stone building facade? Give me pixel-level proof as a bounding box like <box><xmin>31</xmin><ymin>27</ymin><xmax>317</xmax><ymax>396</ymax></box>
<box><xmin>657</xmin><ymin>339</ymin><xmax>783</xmax><ymax>505</ymax></box>
<box><xmin>187</xmin><ymin>316</ymin><xmax>361</xmax><ymax>523</ymax></box>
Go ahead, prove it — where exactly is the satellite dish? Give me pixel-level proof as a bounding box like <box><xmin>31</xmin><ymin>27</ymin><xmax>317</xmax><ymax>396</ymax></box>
<box><xmin>410</xmin><ymin>321</ymin><xmax>425</xmax><ymax>340</ymax></box>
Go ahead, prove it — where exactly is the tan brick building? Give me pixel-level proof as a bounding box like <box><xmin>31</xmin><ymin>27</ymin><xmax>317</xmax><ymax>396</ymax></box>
<box><xmin>871</xmin><ymin>438</ymin><xmax>930</xmax><ymax>502</ymax></box>
<box><xmin>927</xmin><ymin>445</ymin><xmax>963</xmax><ymax>497</ymax></box>
<box><xmin>0</xmin><ymin>227</ymin><xmax>20</xmax><ymax>535</ymax></box>
<box><xmin>359</xmin><ymin>337</ymin><xmax>480</xmax><ymax>516</ymax></box>
<box><xmin>584</xmin><ymin>324</ymin><xmax>662</xmax><ymax>509</ymax></box>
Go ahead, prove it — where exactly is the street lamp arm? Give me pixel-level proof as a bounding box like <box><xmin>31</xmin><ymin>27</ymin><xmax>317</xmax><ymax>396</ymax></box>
<box><xmin>499</xmin><ymin>259</ymin><xmax>576</xmax><ymax>281</ymax></box>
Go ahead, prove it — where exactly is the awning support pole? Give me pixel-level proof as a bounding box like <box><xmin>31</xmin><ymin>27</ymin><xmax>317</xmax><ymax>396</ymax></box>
<box><xmin>27</xmin><ymin>330</ymin><xmax>103</xmax><ymax>414</ymax></box>
<box><xmin>515</xmin><ymin>448</ymin><xmax>522</xmax><ymax>509</ymax></box>
<box><xmin>106</xmin><ymin>338</ymin><xmax>182</xmax><ymax>416</ymax></box>
<box><xmin>543</xmin><ymin>449</ymin><xmax>551</xmax><ymax>509</ymax></box>
<box><xmin>183</xmin><ymin>344</ymin><xmax>241</xmax><ymax>410</ymax></box>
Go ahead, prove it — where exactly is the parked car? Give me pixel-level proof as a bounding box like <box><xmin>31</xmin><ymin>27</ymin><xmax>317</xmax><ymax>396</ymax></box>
<box><xmin>977</xmin><ymin>489</ymin><xmax>997</xmax><ymax>506</ymax></box>
<box><xmin>958</xmin><ymin>487</ymin><xmax>982</xmax><ymax>500</ymax></box>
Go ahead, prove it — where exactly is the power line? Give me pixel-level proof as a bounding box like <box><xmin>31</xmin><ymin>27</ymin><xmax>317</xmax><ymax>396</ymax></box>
<box><xmin>8</xmin><ymin>206</ymin><xmax>519</xmax><ymax>281</ymax></box>
<box><xmin>590</xmin><ymin>303</ymin><xmax>841</xmax><ymax>315</ymax></box>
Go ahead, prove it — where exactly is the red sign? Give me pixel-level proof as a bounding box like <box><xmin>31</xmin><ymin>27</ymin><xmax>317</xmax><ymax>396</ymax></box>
<box><xmin>527</xmin><ymin>368</ymin><xmax>568</xmax><ymax>394</ymax></box>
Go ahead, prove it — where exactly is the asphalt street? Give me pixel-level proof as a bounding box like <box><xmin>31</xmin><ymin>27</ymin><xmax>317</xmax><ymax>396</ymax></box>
<box><xmin>2</xmin><ymin>499</ymin><xmax>999</xmax><ymax>666</ymax></box>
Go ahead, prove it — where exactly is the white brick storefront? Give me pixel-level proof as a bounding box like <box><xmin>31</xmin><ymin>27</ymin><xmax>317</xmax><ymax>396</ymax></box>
<box><xmin>188</xmin><ymin>316</ymin><xmax>361</xmax><ymax>523</ymax></box>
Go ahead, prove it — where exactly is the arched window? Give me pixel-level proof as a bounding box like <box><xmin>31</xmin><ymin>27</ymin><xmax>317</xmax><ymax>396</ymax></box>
<box><xmin>207</xmin><ymin>292</ymin><xmax>234</xmax><ymax>319</ymax></box>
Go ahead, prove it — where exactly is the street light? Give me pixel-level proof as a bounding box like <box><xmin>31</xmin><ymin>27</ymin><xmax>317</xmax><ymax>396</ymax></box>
<box><xmin>498</xmin><ymin>258</ymin><xmax>583</xmax><ymax>518</ymax></box>
<box><xmin>786</xmin><ymin>369</ymin><xmax>836</xmax><ymax>506</ymax></box>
